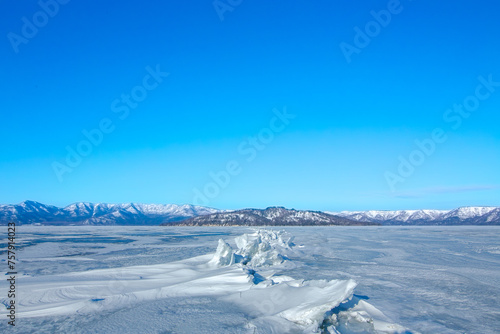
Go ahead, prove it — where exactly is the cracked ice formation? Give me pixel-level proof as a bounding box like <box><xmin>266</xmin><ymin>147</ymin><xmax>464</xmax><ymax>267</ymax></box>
<box><xmin>209</xmin><ymin>239</ymin><xmax>235</xmax><ymax>266</ymax></box>
<box><xmin>209</xmin><ymin>230</ymin><xmax>294</xmax><ymax>267</ymax></box>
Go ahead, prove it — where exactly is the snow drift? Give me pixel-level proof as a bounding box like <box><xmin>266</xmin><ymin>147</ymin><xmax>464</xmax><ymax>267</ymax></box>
<box><xmin>0</xmin><ymin>230</ymin><xmax>414</xmax><ymax>333</ymax></box>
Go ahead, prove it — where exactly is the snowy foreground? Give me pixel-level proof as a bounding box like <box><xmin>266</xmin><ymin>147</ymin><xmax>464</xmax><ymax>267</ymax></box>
<box><xmin>1</xmin><ymin>226</ymin><xmax>499</xmax><ymax>333</ymax></box>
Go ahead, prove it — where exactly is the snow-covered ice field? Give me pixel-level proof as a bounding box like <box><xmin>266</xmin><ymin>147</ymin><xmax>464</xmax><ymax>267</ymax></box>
<box><xmin>1</xmin><ymin>226</ymin><xmax>499</xmax><ymax>333</ymax></box>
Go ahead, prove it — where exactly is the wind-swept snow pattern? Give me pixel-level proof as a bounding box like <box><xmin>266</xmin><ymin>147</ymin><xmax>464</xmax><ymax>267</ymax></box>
<box><xmin>1</xmin><ymin>229</ymin><xmax>414</xmax><ymax>333</ymax></box>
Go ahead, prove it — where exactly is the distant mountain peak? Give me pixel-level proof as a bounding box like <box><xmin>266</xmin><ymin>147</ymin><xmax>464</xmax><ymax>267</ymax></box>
<box><xmin>331</xmin><ymin>207</ymin><xmax>500</xmax><ymax>225</ymax></box>
<box><xmin>0</xmin><ymin>201</ymin><xmax>219</xmax><ymax>226</ymax></box>
<box><xmin>20</xmin><ymin>200</ymin><xmax>45</xmax><ymax>206</ymax></box>
<box><xmin>163</xmin><ymin>207</ymin><xmax>378</xmax><ymax>227</ymax></box>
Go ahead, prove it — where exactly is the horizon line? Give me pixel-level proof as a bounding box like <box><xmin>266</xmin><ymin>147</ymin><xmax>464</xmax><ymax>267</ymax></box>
<box><xmin>2</xmin><ymin>200</ymin><xmax>499</xmax><ymax>212</ymax></box>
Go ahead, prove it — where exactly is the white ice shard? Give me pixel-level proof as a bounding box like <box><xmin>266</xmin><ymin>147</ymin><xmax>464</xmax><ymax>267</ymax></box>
<box><xmin>210</xmin><ymin>230</ymin><xmax>294</xmax><ymax>268</ymax></box>
<box><xmin>209</xmin><ymin>239</ymin><xmax>236</xmax><ymax>266</ymax></box>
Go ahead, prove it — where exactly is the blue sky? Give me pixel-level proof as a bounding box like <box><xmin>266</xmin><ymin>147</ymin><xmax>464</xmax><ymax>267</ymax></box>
<box><xmin>1</xmin><ymin>0</ymin><xmax>499</xmax><ymax>211</ymax></box>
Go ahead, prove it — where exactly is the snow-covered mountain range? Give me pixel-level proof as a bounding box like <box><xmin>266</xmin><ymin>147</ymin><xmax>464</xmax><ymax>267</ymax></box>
<box><xmin>1</xmin><ymin>201</ymin><xmax>499</xmax><ymax>225</ymax></box>
<box><xmin>0</xmin><ymin>200</ymin><xmax>218</xmax><ymax>225</ymax></box>
<box><xmin>162</xmin><ymin>207</ymin><xmax>376</xmax><ymax>226</ymax></box>
<box><xmin>328</xmin><ymin>206</ymin><xmax>500</xmax><ymax>225</ymax></box>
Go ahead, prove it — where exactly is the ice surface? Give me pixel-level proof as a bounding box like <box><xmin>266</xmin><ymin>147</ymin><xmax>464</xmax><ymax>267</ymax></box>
<box><xmin>1</xmin><ymin>226</ymin><xmax>499</xmax><ymax>333</ymax></box>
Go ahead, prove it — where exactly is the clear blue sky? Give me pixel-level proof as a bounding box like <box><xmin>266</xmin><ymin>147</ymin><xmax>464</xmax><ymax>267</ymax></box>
<box><xmin>1</xmin><ymin>0</ymin><xmax>499</xmax><ymax>211</ymax></box>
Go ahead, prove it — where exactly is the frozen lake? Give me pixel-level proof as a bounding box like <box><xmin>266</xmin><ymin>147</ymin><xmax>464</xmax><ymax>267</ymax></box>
<box><xmin>1</xmin><ymin>226</ymin><xmax>499</xmax><ymax>333</ymax></box>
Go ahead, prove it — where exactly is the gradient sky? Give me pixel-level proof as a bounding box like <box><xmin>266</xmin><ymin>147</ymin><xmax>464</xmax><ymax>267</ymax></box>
<box><xmin>1</xmin><ymin>0</ymin><xmax>499</xmax><ymax>211</ymax></box>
